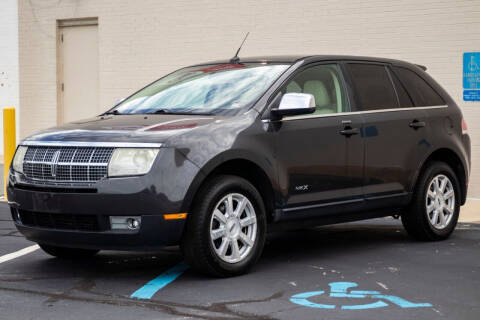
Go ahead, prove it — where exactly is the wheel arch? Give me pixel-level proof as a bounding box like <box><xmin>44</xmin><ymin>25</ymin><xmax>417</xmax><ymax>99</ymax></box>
<box><xmin>182</xmin><ymin>155</ymin><xmax>277</xmax><ymax>222</ymax></box>
<box><xmin>413</xmin><ymin>148</ymin><xmax>468</xmax><ymax>205</ymax></box>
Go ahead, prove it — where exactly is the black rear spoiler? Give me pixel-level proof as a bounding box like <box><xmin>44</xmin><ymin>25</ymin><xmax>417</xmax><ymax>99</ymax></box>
<box><xmin>415</xmin><ymin>64</ymin><xmax>427</xmax><ymax>71</ymax></box>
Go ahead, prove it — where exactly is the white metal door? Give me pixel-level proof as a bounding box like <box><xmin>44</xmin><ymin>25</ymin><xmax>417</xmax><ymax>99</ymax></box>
<box><xmin>59</xmin><ymin>24</ymin><xmax>99</xmax><ymax>123</ymax></box>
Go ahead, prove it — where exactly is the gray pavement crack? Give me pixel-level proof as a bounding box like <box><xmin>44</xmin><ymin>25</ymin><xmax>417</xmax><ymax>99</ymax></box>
<box><xmin>0</xmin><ymin>285</ymin><xmax>283</xmax><ymax>320</ymax></box>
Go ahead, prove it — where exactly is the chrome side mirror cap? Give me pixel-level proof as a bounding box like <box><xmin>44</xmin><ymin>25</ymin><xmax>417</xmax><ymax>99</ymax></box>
<box><xmin>271</xmin><ymin>93</ymin><xmax>316</xmax><ymax>119</ymax></box>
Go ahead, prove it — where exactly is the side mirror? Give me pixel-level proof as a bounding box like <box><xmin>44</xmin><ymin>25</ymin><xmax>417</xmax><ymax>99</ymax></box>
<box><xmin>271</xmin><ymin>93</ymin><xmax>316</xmax><ymax>120</ymax></box>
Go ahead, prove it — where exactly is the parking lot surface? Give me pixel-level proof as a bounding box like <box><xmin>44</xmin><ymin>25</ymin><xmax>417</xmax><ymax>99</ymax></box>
<box><xmin>0</xmin><ymin>201</ymin><xmax>479</xmax><ymax>320</ymax></box>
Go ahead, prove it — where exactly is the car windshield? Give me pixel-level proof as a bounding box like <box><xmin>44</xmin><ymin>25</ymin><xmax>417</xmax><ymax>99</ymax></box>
<box><xmin>111</xmin><ymin>63</ymin><xmax>290</xmax><ymax>116</ymax></box>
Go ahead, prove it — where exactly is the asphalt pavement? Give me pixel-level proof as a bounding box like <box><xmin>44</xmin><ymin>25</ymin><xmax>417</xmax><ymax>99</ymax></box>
<box><xmin>0</xmin><ymin>201</ymin><xmax>479</xmax><ymax>320</ymax></box>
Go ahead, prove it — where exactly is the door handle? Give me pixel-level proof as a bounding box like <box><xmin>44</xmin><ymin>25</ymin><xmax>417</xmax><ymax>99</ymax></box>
<box><xmin>340</xmin><ymin>127</ymin><xmax>360</xmax><ymax>136</ymax></box>
<box><xmin>409</xmin><ymin>120</ymin><xmax>426</xmax><ymax>129</ymax></box>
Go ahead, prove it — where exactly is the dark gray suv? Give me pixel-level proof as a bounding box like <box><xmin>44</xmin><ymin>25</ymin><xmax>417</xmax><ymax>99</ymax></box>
<box><xmin>7</xmin><ymin>55</ymin><xmax>471</xmax><ymax>276</ymax></box>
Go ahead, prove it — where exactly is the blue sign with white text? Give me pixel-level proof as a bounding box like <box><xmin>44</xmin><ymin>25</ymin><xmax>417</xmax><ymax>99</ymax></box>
<box><xmin>464</xmin><ymin>90</ymin><xmax>480</xmax><ymax>101</ymax></box>
<box><xmin>463</xmin><ymin>52</ymin><xmax>480</xmax><ymax>89</ymax></box>
<box><xmin>463</xmin><ymin>52</ymin><xmax>480</xmax><ymax>101</ymax></box>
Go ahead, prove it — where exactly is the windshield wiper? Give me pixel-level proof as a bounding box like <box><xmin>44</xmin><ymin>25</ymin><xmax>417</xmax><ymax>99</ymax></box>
<box><xmin>148</xmin><ymin>109</ymin><xmax>213</xmax><ymax>115</ymax></box>
<box><xmin>103</xmin><ymin>109</ymin><xmax>122</xmax><ymax>115</ymax></box>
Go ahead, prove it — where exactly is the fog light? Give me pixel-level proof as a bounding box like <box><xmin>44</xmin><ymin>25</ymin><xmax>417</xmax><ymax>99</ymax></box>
<box><xmin>127</xmin><ymin>218</ymin><xmax>140</xmax><ymax>229</ymax></box>
<box><xmin>110</xmin><ymin>216</ymin><xmax>142</xmax><ymax>230</ymax></box>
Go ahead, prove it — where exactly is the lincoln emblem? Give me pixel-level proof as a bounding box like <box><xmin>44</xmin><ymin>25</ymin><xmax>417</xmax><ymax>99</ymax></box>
<box><xmin>51</xmin><ymin>150</ymin><xmax>61</xmax><ymax>177</ymax></box>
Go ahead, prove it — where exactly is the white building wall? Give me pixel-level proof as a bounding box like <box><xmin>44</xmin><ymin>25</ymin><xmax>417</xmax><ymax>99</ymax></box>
<box><xmin>0</xmin><ymin>0</ymin><xmax>19</xmax><ymax>151</ymax></box>
<box><xmin>18</xmin><ymin>0</ymin><xmax>480</xmax><ymax>196</ymax></box>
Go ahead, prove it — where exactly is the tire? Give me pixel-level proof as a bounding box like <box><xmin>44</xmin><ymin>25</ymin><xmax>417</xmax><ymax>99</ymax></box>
<box><xmin>181</xmin><ymin>175</ymin><xmax>267</xmax><ymax>277</ymax></box>
<box><xmin>402</xmin><ymin>161</ymin><xmax>461</xmax><ymax>241</ymax></box>
<box><xmin>39</xmin><ymin>244</ymin><xmax>99</xmax><ymax>259</ymax></box>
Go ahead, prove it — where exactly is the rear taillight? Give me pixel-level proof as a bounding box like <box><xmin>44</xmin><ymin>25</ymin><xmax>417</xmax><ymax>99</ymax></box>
<box><xmin>462</xmin><ymin>119</ymin><xmax>468</xmax><ymax>135</ymax></box>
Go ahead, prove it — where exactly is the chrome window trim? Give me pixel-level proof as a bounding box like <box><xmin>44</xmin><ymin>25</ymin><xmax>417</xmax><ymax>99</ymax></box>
<box><xmin>20</xmin><ymin>141</ymin><xmax>163</xmax><ymax>148</ymax></box>
<box><xmin>263</xmin><ymin>105</ymin><xmax>447</xmax><ymax>122</ymax></box>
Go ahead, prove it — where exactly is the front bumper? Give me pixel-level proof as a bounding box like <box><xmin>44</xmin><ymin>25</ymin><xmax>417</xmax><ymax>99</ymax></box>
<box><xmin>6</xmin><ymin>145</ymin><xmax>204</xmax><ymax>250</ymax></box>
<box><xmin>13</xmin><ymin>214</ymin><xmax>184</xmax><ymax>250</ymax></box>
<box><xmin>7</xmin><ymin>185</ymin><xmax>186</xmax><ymax>250</ymax></box>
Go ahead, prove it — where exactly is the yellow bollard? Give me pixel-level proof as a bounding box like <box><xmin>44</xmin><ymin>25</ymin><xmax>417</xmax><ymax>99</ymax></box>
<box><xmin>3</xmin><ymin>107</ymin><xmax>16</xmax><ymax>199</ymax></box>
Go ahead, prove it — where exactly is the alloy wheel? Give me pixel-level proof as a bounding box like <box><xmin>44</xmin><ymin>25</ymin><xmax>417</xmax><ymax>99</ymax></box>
<box><xmin>425</xmin><ymin>174</ymin><xmax>455</xmax><ymax>230</ymax></box>
<box><xmin>209</xmin><ymin>193</ymin><xmax>257</xmax><ymax>263</ymax></box>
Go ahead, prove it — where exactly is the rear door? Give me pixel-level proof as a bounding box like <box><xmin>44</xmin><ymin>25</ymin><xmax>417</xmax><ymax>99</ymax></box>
<box><xmin>344</xmin><ymin>62</ymin><xmax>428</xmax><ymax>209</ymax></box>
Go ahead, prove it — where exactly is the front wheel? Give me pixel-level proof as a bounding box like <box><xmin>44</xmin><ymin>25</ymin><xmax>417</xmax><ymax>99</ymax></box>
<box><xmin>181</xmin><ymin>175</ymin><xmax>266</xmax><ymax>277</ymax></box>
<box><xmin>39</xmin><ymin>244</ymin><xmax>99</xmax><ymax>259</ymax></box>
<box><xmin>402</xmin><ymin>161</ymin><xmax>460</xmax><ymax>241</ymax></box>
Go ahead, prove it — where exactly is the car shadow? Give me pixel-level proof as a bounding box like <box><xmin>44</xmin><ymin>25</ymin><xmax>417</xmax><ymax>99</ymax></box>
<box><xmin>4</xmin><ymin>218</ymin><xmax>473</xmax><ymax>280</ymax></box>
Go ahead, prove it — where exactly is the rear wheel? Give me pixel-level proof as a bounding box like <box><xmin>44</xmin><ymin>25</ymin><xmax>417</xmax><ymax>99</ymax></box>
<box><xmin>181</xmin><ymin>175</ymin><xmax>266</xmax><ymax>277</ymax></box>
<box><xmin>402</xmin><ymin>161</ymin><xmax>460</xmax><ymax>241</ymax></box>
<box><xmin>39</xmin><ymin>244</ymin><xmax>99</xmax><ymax>259</ymax></box>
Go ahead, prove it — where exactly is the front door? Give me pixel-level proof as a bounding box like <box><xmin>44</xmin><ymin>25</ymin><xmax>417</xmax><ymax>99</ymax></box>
<box><xmin>274</xmin><ymin>63</ymin><xmax>364</xmax><ymax>218</ymax></box>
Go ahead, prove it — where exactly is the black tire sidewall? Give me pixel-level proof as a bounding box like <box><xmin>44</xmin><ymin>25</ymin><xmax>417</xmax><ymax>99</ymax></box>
<box><xmin>417</xmin><ymin>162</ymin><xmax>460</xmax><ymax>238</ymax></box>
<box><xmin>188</xmin><ymin>175</ymin><xmax>266</xmax><ymax>276</ymax></box>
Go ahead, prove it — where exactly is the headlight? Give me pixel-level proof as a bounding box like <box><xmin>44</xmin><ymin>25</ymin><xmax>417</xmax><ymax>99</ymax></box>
<box><xmin>12</xmin><ymin>146</ymin><xmax>27</xmax><ymax>173</ymax></box>
<box><xmin>108</xmin><ymin>148</ymin><xmax>159</xmax><ymax>177</ymax></box>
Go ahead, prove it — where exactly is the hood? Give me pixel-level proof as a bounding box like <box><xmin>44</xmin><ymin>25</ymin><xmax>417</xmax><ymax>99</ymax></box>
<box><xmin>23</xmin><ymin>114</ymin><xmax>223</xmax><ymax>145</ymax></box>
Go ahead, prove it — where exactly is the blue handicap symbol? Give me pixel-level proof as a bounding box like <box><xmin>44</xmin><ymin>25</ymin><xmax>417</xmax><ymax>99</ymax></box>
<box><xmin>290</xmin><ymin>282</ymin><xmax>432</xmax><ymax>310</ymax></box>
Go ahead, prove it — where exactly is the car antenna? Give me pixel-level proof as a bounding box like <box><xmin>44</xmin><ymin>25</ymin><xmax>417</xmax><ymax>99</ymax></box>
<box><xmin>230</xmin><ymin>32</ymin><xmax>249</xmax><ymax>64</ymax></box>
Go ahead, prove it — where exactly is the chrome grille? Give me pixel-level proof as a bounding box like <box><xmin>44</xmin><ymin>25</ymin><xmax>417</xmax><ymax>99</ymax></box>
<box><xmin>23</xmin><ymin>146</ymin><xmax>114</xmax><ymax>183</ymax></box>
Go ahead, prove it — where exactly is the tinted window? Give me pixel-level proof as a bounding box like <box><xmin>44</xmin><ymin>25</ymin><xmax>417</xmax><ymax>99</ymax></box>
<box><xmin>388</xmin><ymin>68</ymin><xmax>413</xmax><ymax>108</ymax></box>
<box><xmin>282</xmin><ymin>64</ymin><xmax>348</xmax><ymax>115</ymax></box>
<box><xmin>392</xmin><ymin>67</ymin><xmax>445</xmax><ymax>106</ymax></box>
<box><xmin>347</xmin><ymin>64</ymin><xmax>398</xmax><ymax>110</ymax></box>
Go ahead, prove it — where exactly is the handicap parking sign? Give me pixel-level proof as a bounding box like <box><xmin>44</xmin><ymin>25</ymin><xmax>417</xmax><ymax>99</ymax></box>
<box><xmin>290</xmin><ymin>282</ymin><xmax>432</xmax><ymax>310</ymax></box>
<box><xmin>463</xmin><ymin>52</ymin><xmax>480</xmax><ymax>101</ymax></box>
<box><xmin>464</xmin><ymin>52</ymin><xmax>480</xmax><ymax>89</ymax></box>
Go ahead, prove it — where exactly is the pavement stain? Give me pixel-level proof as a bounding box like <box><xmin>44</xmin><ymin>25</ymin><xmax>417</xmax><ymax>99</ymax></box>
<box><xmin>0</xmin><ymin>281</ymin><xmax>285</xmax><ymax>320</ymax></box>
<box><xmin>376</xmin><ymin>282</ymin><xmax>388</xmax><ymax>290</ymax></box>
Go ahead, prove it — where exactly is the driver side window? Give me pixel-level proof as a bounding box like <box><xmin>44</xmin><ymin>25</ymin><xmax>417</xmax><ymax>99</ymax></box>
<box><xmin>282</xmin><ymin>64</ymin><xmax>348</xmax><ymax>116</ymax></box>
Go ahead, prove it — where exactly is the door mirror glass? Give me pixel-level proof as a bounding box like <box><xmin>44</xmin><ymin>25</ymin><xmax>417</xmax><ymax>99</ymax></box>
<box><xmin>271</xmin><ymin>93</ymin><xmax>316</xmax><ymax>119</ymax></box>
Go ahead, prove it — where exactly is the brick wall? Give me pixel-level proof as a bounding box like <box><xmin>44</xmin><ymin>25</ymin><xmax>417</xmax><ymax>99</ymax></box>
<box><xmin>18</xmin><ymin>0</ymin><xmax>480</xmax><ymax>196</ymax></box>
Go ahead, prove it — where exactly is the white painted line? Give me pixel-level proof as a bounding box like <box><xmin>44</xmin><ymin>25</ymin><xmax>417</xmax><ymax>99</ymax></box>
<box><xmin>0</xmin><ymin>244</ymin><xmax>39</xmax><ymax>264</ymax></box>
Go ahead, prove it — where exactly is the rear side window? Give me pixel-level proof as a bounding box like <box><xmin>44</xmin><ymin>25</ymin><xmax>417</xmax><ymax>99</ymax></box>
<box><xmin>392</xmin><ymin>67</ymin><xmax>445</xmax><ymax>106</ymax></box>
<box><xmin>347</xmin><ymin>64</ymin><xmax>398</xmax><ymax>110</ymax></box>
<box><xmin>388</xmin><ymin>68</ymin><xmax>414</xmax><ymax>108</ymax></box>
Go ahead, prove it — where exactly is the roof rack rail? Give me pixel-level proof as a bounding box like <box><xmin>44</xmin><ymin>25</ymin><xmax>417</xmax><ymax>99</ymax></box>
<box><xmin>415</xmin><ymin>64</ymin><xmax>427</xmax><ymax>71</ymax></box>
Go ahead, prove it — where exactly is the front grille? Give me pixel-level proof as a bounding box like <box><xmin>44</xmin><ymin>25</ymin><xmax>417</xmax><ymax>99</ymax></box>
<box><xmin>17</xmin><ymin>209</ymin><xmax>100</xmax><ymax>231</ymax></box>
<box><xmin>23</xmin><ymin>146</ymin><xmax>114</xmax><ymax>183</ymax></box>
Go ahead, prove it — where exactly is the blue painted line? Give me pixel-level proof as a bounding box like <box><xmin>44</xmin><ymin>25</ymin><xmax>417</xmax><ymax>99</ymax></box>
<box><xmin>130</xmin><ymin>262</ymin><xmax>189</xmax><ymax>300</ymax></box>
<box><xmin>372</xmin><ymin>294</ymin><xmax>432</xmax><ymax>308</ymax></box>
<box><xmin>290</xmin><ymin>291</ymin><xmax>335</xmax><ymax>309</ymax></box>
<box><xmin>342</xmin><ymin>300</ymin><xmax>388</xmax><ymax>310</ymax></box>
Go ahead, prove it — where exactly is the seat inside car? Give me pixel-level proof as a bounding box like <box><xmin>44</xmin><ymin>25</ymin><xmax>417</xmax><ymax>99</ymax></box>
<box><xmin>303</xmin><ymin>80</ymin><xmax>334</xmax><ymax>114</ymax></box>
<box><xmin>285</xmin><ymin>79</ymin><xmax>335</xmax><ymax>115</ymax></box>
